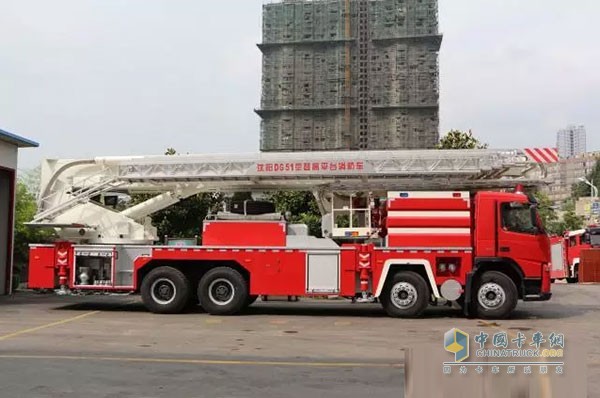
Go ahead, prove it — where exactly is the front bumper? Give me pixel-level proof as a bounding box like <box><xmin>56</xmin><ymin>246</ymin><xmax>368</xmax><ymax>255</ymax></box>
<box><xmin>523</xmin><ymin>278</ymin><xmax>551</xmax><ymax>301</ymax></box>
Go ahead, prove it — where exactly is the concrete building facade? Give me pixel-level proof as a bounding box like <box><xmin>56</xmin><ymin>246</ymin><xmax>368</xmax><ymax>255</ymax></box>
<box><xmin>0</xmin><ymin>129</ymin><xmax>38</xmax><ymax>295</ymax></box>
<box><xmin>257</xmin><ymin>0</ymin><xmax>442</xmax><ymax>152</ymax></box>
<box><xmin>556</xmin><ymin>125</ymin><xmax>586</xmax><ymax>159</ymax></box>
<box><xmin>543</xmin><ymin>151</ymin><xmax>599</xmax><ymax>204</ymax></box>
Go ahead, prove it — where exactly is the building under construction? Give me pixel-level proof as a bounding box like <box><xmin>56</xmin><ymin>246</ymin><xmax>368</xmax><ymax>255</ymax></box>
<box><xmin>257</xmin><ymin>0</ymin><xmax>442</xmax><ymax>152</ymax></box>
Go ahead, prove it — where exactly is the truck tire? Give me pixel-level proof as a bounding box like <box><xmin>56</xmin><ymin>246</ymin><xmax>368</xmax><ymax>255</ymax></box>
<box><xmin>141</xmin><ymin>267</ymin><xmax>191</xmax><ymax>314</ymax></box>
<box><xmin>380</xmin><ymin>271</ymin><xmax>429</xmax><ymax>318</ymax></box>
<box><xmin>198</xmin><ymin>267</ymin><xmax>248</xmax><ymax>315</ymax></box>
<box><xmin>473</xmin><ymin>271</ymin><xmax>518</xmax><ymax>319</ymax></box>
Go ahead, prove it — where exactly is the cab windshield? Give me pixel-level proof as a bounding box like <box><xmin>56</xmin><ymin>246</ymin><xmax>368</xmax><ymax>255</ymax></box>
<box><xmin>501</xmin><ymin>202</ymin><xmax>543</xmax><ymax>235</ymax></box>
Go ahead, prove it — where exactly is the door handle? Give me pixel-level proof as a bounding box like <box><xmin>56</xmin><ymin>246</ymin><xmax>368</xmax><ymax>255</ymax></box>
<box><xmin>499</xmin><ymin>246</ymin><xmax>510</xmax><ymax>253</ymax></box>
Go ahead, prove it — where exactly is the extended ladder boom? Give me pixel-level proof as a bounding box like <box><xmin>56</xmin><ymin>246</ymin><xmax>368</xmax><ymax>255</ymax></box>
<box><xmin>31</xmin><ymin>149</ymin><xmax>545</xmax><ymax>244</ymax></box>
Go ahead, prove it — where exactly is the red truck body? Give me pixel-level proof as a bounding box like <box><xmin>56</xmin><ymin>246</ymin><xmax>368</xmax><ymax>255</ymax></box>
<box><xmin>550</xmin><ymin>228</ymin><xmax>596</xmax><ymax>282</ymax></box>
<box><xmin>28</xmin><ymin>189</ymin><xmax>552</xmax><ymax>318</ymax></box>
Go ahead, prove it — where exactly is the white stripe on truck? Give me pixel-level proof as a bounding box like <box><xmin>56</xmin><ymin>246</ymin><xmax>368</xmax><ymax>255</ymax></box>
<box><xmin>387</xmin><ymin>228</ymin><xmax>471</xmax><ymax>235</ymax></box>
<box><xmin>387</xmin><ymin>211</ymin><xmax>470</xmax><ymax>218</ymax></box>
<box><xmin>387</xmin><ymin>191</ymin><xmax>470</xmax><ymax>199</ymax></box>
<box><xmin>374</xmin><ymin>259</ymin><xmax>441</xmax><ymax>299</ymax></box>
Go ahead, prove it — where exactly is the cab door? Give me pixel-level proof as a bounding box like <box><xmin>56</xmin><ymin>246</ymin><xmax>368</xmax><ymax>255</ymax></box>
<box><xmin>496</xmin><ymin>202</ymin><xmax>548</xmax><ymax>277</ymax></box>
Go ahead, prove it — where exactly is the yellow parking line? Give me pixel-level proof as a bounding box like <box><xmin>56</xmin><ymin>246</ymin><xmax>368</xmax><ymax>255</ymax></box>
<box><xmin>0</xmin><ymin>354</ymin><xmax>403</xmax><ymax>368</ymax></box>
<box><xmin>0</xmin><ymin>311</ymin><xmax>99</xmax><ymax>341</ymax></box>
<box><xmin>269</xmin><ymin>320</ymin><xmax>288</xmax><ymax>325</ymax></box>
<box><xmin>334</xmin><ymin>321</ymin><xmax>352</xmax><ymax>326</ymax></box>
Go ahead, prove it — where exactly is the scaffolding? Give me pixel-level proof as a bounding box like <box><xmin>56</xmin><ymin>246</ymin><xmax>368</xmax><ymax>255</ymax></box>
<box><xmin>257</xmin><ymin>0</ymin><xmax>442</xmax><ymax>152</ymax></box>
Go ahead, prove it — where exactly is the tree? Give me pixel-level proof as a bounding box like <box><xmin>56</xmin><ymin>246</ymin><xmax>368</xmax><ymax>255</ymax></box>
<box><xmin>572</xmin><ymin>159</ymin><xmax>600</xmax><ymax>199</ymax></box>
<box><xmin>437</xmin><ymin>129</ymin><xmax>488</xmax><ymax>150</ymax></box>
<box><xmin>150</xmin><ymin>193</ymin><xmax>223</xmax><ymax>239</ymax></box>
<box><xmin>267</xmin><ymin>191</ymin><xmax>322</xmax><ymax>237</ymax></box>
<box><xmin>19</xmin><ymin>166</ymin><xmax>42</xmax><ymax>198</ymax></box>
<box><xmin>561</xmin><ymin>200</ymin><xmax>585</xmax><ymax>231</ymax></box>
<box><xmin>127</xmin><ymin>148</ymin><xmax>224</xmax><ymax>240</ymax></box>
<box><xmin>534</xmin><ymin>191</ymin><xmax>561</xmax><ymax>235</ymax></box>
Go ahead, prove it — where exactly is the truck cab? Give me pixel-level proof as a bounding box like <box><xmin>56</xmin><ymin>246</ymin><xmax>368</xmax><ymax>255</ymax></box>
<box><xmin>471</xmin><ymin>191</ymin><xmax>551</xmax><ymax>306</ymax></box>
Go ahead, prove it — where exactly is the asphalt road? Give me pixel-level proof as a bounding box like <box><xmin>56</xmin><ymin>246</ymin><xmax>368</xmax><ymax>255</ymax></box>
<box><xmin>0</xmin><ymin>284</ymin><xmax>597</xmax><ymax>398</ymax></box>
<box><xmin>0</xmin><ymin>358</ymin><xmax>402</xmax><ymax>398</ymax></box>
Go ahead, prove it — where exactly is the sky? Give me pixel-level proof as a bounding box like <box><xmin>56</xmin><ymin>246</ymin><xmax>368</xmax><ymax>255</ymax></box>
<box><xmin>1</xmin><ymin>0</ymin><xmax>599</xmax><ymax>170</ymax></box>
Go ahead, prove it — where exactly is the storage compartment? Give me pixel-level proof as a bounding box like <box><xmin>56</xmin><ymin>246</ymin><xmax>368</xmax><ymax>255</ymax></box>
<box><xmin>28</xmin><ymin>245</ymin><xmax>57</xmax><ymax>289</ymax></box>
<box><xmin>550</xmin><ymin>240</ymin><xmax>565</xmax><ymax>273</ymax></box>
<box><xmin>202</xmin><ymin>220</ymin><xmax>287</xmax><ymax>247</ymax></box>
<box><xmin>386</xmin><ymin>191</ymin><xmax>472</xmax><ymax>248</ymax></box>
<box><xmin>74</xmin><ymin>247</ymin><xmax>115</xmax><ymax>287</ymax></box>
<box><xmin>115</xmin><ymin>246</ymin><xmax>151</xmax><ymax>287</ymax></box>
<box><xmin>306</xmin><ymin>253</ymin><xmax>339</xmax><ymax>293</ymax></box>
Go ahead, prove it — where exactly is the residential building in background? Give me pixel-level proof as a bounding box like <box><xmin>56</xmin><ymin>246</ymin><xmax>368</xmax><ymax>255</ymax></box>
<box><xmin>556</xmin><ymin>125</ymin><xmax>586</xmax><ymax>159</ymax></box>
<box><xmin>257</xmin><ymin>0</ymin><xmax>442</xmax><ymax>152</ymax></box>
<box><xmin>543</xmin><ymin>151</ymin><xmax>599</xmax><ymax>203</ymax></box>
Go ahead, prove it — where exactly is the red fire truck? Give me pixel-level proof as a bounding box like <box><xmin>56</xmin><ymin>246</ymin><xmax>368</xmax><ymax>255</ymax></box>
<box><xmin>26</xmin><ymin>150</ymin><xmax>552</xmax><ymax>319</ymax></box>
<box><xmin>550</xmin><ymin>226</ymin><xmax>600</xmax><ymax>283</ymax></box>
<box><xmin>550</xmin><ymin>229</ymin><xmax>590</xmax><ymax>283</ymax></box>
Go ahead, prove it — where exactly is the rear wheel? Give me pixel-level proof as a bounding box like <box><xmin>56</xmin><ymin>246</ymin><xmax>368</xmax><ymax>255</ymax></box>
<box><xmin>473</xmin><ymin>271</ymin><xmax>518</xmax><ymax>319</ymax></box>
<box><xmin>198</xmin><ymin>267</ymin><xmax>248</xmax><ymax>315</ymax></box>
<box><xmin>141</xmin><ymin>267</ymin><xmax>191</xmax><ymax>314</ymax></box>
<box><xmin>380</xmin><ymin>271</ymin><xmax>429</xmax><ymax>318</ymax></box>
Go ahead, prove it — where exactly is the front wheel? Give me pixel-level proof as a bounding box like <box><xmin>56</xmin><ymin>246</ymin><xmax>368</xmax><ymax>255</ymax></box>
<box><xmin>141</xmin><ymin>266</ymin><xmax>191</xmax><ymax>314</ymax></box>
<box><xmin>474</xmin><ymin>271</ymin><xmax>518</xmax><ymax>319</ymax></box>
<box><xmin>198</xmin><ymin>267</ymin><xmax>249</xmax><ymax>315</ymax></box>
<box><xmin>380</xmin><ymin>271</ymin><xmax>429</xmax><ymax>318</ymax></box>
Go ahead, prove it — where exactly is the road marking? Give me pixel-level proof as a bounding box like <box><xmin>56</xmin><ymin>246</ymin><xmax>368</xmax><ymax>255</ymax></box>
<box><xmin>334</xmin><ymin>321</ymin><xmax>352</xmax><ymax>326</ymax></box>
<box><xmin>477</xmin><ymin>320</ymin><xmax>552</xmax><ymax>397</ymax></box>
<box><xmin>269</xmin><ymin>320</ymin><xmax>288</xmax><ymax>325</ymax></box>
<box><xmin>0</xmin><ymin>311</ymin><xmax>99</xmax><ymax>342</ymax></box>
<box><xmin>0</xmin><ymin>354</ymin><xmax>403</xmax><ymax>368</ymax></box>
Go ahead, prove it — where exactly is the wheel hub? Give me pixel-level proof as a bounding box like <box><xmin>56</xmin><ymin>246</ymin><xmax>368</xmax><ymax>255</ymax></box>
<box><xmin>390</xmin><ymin>282</ymin><xmax>418</xmax><ymax>309</ymax></box>
<box><xmin>208</xmin><ymin>278</ymin><xmax>235</xmax><ymax>306</ymax></box>
<box><xmin>150</xmin><ymin>278</ymin><xmax>177</xmax><ymax>305</ymax></box>
<box><xmin>477</xmin><ymin>282</ymin><xmax>506</xmax><ymax>310</ymax></box>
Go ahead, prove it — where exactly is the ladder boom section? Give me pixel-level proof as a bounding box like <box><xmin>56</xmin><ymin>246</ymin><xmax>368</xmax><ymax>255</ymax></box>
<box><xmin>32</xmin><ymin>149</ymin><xmax>545</xmax><ymax>243</ymax></box>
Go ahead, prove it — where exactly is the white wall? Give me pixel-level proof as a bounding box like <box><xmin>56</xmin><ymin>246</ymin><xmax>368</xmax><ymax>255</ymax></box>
<box><xmin>0</xmin><ymin>142</ymin><xmax>18</xmax><ymax>170</ymax></box>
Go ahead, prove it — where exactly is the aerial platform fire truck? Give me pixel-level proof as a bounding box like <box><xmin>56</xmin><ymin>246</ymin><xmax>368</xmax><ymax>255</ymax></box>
<box><xmin>27</xmin><ymin>149</ymin><xmax>552</xmax><ymax>319</ymax></box>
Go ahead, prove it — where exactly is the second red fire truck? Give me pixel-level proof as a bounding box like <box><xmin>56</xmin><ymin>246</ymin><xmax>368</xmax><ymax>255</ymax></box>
<box><xmin>550</xmin><ymin>226</ymin><xmax>600</xmax><ymax>283</ymax></box>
